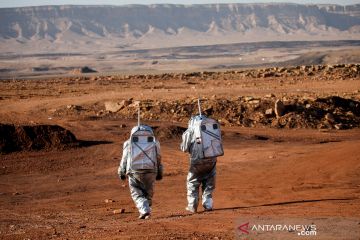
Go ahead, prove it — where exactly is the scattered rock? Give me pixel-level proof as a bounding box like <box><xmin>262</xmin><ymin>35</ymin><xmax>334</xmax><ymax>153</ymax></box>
<box><xmin>113</xmin><ymin>209</ymin><xmax>125</xmax><ymax>214</ymax></box>
<box><xmin>265</xmin><ymin>93</ymin><xmax>275</xmax><ymax>98</ymax></box>
<box><xmin>334</xmin><ymin>124</ymin><xmax>344</xmax><ymax>130</ymax></box>
<box><xmin>71</xmin><ymin>66</ymin><xmax>97</xmax><ymax>74</ymax></box>
<box><xmin>265</xmin><ymin>108</ymin><xmax>273</xmax><ymax>116</ymax></box>
<box><xmin>104</xmin><ymin>100</ymin><xmax>126</xmax><ymax>113</ymax></box>
<box><xmin>52</xmin><ymin>92</ymin><xmax>360</xmax><ymax>130</ymax></box>
<box><xmin>129</xmin><ymin>100</ymin><xmax>141</xmax><ymax>108</ymax></box>
<box><xmin>244</xmin><ymin>96</ymin><xmax>254</xmax><ymax>102</ymax></box>
<box><xmin>66</xmin><ymin>105</ymin><xmax>81</xmax><ymax>111</ymax></box>
<box><xmin>248</xmin><ymin>100</ymin><xmax>260</xmax><ymax>105</ymax></box>
<box><xmin>275</xmin><ymin>100</ymin><xmax>285</xmax><ymax>118</ymax></box>
<box><xmin>219</xmin><ymin>118</ymin><xmax>230</xmax><ymax>125</ymax></box>
<box><xmin>325</xmin><ymin>113</ymin><xmax>335</xmax><ymax>122</ymax></box>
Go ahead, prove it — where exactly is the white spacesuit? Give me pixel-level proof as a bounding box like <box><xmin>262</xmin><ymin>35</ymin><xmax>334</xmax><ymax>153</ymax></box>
<box><xmin>118</xmin><ymin>125</ymin><xmax>163</xmax><ymax>219</ymax></box>
<box><xmin>181</xmin><ymin>115</ymin><xmax>223</xmax><ymax>213</ymax></box>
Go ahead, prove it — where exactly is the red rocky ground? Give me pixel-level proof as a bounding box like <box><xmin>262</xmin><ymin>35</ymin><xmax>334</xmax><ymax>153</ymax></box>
<box><xmin>0</xmin><ymin>64</ymin><xmax>360</xmax><ymax>239</ymax></box>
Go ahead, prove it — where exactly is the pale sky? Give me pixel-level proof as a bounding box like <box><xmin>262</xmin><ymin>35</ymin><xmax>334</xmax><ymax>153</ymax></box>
<box><xmin>0</xmin><ymin>0</ymin><xmax>359</xmax><ymax>8</ymax></box>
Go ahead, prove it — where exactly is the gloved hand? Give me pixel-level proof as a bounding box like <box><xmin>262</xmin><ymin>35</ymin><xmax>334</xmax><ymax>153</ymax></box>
<box><xmin>119</xmin><ymin>172</ymin><xmax>126</xmax><ymax>181</ymax></box>
<box><xmin>156</xmin><ymin>172</ymin><xmax>162</xmax><ymax>181</ymax></box>
<box><xmin>156</xmin><ymin>165</ymin><xmax>163</xmax><ymax>181</ymax></box>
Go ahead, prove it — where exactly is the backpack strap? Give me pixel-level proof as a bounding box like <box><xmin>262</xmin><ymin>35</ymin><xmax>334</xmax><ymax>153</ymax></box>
<box><xmin>202</xmin><ymin>129</ymin><xmax>221</xmax><ymax>141</ymax></box>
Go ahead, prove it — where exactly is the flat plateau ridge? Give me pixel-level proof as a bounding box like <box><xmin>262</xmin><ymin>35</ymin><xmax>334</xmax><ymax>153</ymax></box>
<box><xmin>0</xmin><ymin>3</ymin><xmax>360</xmax><ymax>52</ymax></box>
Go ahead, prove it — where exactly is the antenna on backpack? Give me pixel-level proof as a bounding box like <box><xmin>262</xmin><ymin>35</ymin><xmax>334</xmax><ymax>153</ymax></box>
<box><xmin>197</xmin><ymin>97</ymin><xmax>202</xmax><ymax>118</ymax></box>
<box><xmin>137</xmin><ymin>107</ymin><xmax>140</xmax><ymax>127</ymax></box>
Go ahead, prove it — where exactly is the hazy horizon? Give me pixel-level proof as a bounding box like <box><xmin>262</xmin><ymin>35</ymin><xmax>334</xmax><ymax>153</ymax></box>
<box><xmin>1</xmin><ymin>0</ymin><xmax>359</xmax><ymax>8</ymax></box>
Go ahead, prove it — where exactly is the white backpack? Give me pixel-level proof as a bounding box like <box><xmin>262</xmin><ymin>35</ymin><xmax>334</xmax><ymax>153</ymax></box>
<box><xmin>129</xmin><ymin>125</ymin><xmax>158</xmax><ymax>171</ymax></box>
<box><xmin>181</xmin><ymin>115</ymin><xmax>224</xmax><ymax>161</ymax></box>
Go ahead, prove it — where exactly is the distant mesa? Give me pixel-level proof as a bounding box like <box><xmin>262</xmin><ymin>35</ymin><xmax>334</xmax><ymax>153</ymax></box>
<box><xmin>0</xmin><ymin>4</ymin><xmax>359</xmax><ymax>50</ymax></box>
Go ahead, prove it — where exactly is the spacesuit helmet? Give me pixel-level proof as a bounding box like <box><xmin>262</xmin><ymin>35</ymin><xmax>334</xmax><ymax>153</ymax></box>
<box><xmin>130</xmin><ymin>124</ymin><xmax>154</xmax><ymax>136</ymax></box>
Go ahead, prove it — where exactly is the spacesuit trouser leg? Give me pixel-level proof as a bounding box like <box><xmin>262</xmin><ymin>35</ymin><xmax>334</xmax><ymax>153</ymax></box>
<box><xmin>201</xmin><ymin>166</ymin><xmax>216</xmax><ymax>210</ymax></box>
<box><xmin>187</xmin><ymin>171</ymin><xmax>201</xmax><ymax>212</ymax></box>
<box><xmin>128</xmin><ymin>172</ymin><xmax>156</xmax><ymax>215</ymax></box>
<box><xmin>186</xmin><ymin>161</ymin><xmax>216</xmax><ymax>212</ymax></box>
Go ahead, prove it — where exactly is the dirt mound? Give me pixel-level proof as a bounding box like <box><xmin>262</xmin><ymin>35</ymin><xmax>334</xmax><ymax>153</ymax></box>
<box><xmin>0</xmin><ymin>124</ymin><xmax>78</xmax><ymax>154</ymax></box>
<box><xmin>93</xmin><ymin>96</ymin><xmax>359</xmax><ymax>130</ymax></box>
<box><xmin>153</xmin><ymin>125</ymin><xmax>187</xmax><ymax>141</ymax></box>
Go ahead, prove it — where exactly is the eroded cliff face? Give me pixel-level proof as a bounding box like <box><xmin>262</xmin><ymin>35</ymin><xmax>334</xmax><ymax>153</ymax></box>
<box><xmin>0</xmin><ymin>3</ymin><xmax>359</xmax><ymax>51</ymax></box>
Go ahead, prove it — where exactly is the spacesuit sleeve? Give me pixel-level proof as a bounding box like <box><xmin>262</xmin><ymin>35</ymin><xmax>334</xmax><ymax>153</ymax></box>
<box><xmin>180</xmin><ymin>128</ymin><xmax>193</xmax><ymax>153</ymax></box>
<box><xmin>118</xmin><ymin>140</ymin><xmax>130</xmax><ymax>176</ymax></box>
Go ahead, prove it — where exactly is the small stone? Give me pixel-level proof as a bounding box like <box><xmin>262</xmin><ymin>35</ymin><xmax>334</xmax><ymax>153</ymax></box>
<box><xmin>265</xmin><ymin>108</ymin><xmax>273</xmax><ymax>116</ymax></box>
<box><xmin>248</xmin><ymin>100</ymin><xmax>260</xmax><ymax>104</ymax></box>
<box><xmin>104</xmin><ymin>199</ymin><xmax>115</xmax><ymax>203</ymax></box>
<box><xmin>219</xmin><ymin>118</ymin><xmax>230</xmax><ymax>125</ymax></box>
<box><xmin>334</xmin><ymin>124</ymin><xmax>344</xmax><ymax>130</ymax></box>
<box><xmin>104</xmin><ymin>100</ymin><xmax>126</xmax><ymax>113</ymax></box>
<box><xmin>305</xmin><ymin>104</ymin><xmax>311</xmax><ymax>109</ymax></box>
<box><xmin>66</xmin><ymin>105</ymin><xmax>81</xmax><ymax>110</ymax></box>
<box><xmin>265</xmin><ymin>93</ymin><xmax>275</xmax><ymax>98</ymax></box>
<box><xmin>346</xmin><ymin>111</ymin><xmax>354</xmax><ymax>117</ymax></box>
<box><xmin>275</xmin><ymin>100</ymin><xmax>285</xmax><ymax>118</ymax></box>
<box><xmin>325</xmin><ymin>113</ymin><xmax>335</xmax><ymax>122</ymax></box>
<box><xmin>130</xmin><ymin>100</ymin><xmax>141</xmax><ymax>107</ymax></box>
<box><xmin>119</xmin><ymin>124</ymin><xmax>126</xmax><ymax>128</ymax></box>
<box><xmin>113</xmin><ymin>209</ymin><xmax>125</xmax><ymax>214</ymax></box>
<box><xmin>244</xmin><ymin>96</ymin><xmax>254</xmax><ymax>102</ymax></box>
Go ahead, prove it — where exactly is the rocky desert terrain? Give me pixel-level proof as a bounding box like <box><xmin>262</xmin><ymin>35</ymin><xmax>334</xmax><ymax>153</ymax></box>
<box><xmin>1</xmin><ymin>2</ymin><xmax>360</xmax><ymax>239</ymax></box>
<box><xmin>1</xmin><ymin>63</ymin><xmax>360</xmax><ymax>239</ymax></box>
